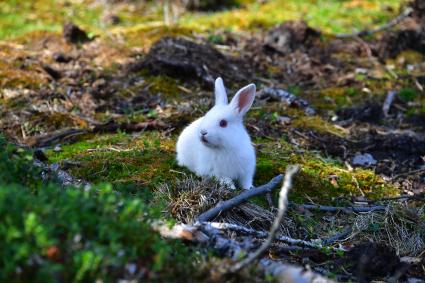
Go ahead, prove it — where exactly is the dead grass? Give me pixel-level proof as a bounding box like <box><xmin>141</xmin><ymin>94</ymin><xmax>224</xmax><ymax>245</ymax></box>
<box><xmin>157</xmin><ymin>176</ymin><xmax>300</xmax><ymax>238</ymax></box>
<box><xmin>352</xmin><ymin>204</ymin><xmax>425</xmax><ymax>256</ymax></box>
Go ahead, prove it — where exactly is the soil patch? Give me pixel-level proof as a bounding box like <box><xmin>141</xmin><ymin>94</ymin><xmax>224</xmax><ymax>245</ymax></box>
<box><xmin>128</xmin><ymin>37</ymin><xmax>252</xmax><ymax>86</ymax></box>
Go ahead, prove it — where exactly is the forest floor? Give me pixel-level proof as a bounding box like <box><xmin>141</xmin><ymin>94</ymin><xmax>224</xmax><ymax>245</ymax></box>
<box><xmin>0</xmin><ymin>0</ymin><xmax>424</xmax><ymax>282</ymax></box>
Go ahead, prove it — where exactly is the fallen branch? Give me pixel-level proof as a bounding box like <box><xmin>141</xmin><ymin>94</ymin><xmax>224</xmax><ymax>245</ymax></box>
<box><xmin>383</xmin><ymin>91</ymin><xmax>397</xmax><ymax>117</ymax></box>
<box><xmin>196</xmin><ymin>174</ymin><xmax>284</xmax><ymax>222</ymax></box>
<box><xmin>28</xmin><ymin>128</ymin><xmax>88</xmax><ymax>148</ymax></box>
<box><xmin>30</xmin><ymin>120</ymin><xmax>168</xmax><ymax>148</ymax></box>
<box><xmin>391</xmin><ymin>168</ymin><xmax>425</xmax><ymax>179</ymax></box>
<box><xmin>92</xmin><ymin>120</ymin><xmax>167</xmax><ymax>133</ymax></box>
<box><xmin>322</xmin><ymin>227</ymin><xmax>352</xmax><ymax>245</ymax></box>
<box><xmin>230</xmin><ymin>165</ymin><xmax>299</xmax><ymax>273</ymax></box>
<box><xmin>372</xmin><ymin>195</ymin><xmax>425</xmax><ymax>203</ymax></box>
<box><xmin>156</xmin><ymin>166</ymin><xmax>335</xmax><ymax>282</ymax></box>
<box><xmin>335</xmin><ymin>7</ymin><xmax>413</xmax><ymax>38</ymax></box>
<box><xmin>292</xmin><ymin>203</ymin><xmax>387</xmax><ymax>214</ymax></box>
<box><xmin>206</xmin><ymin>222</ymin><xmax>336</xmax><ymax>250</ymax></box>
<box><xmin>155</xmin><ymin>220</ymin><xmax>334</xmax><ymax>281</ymax></box>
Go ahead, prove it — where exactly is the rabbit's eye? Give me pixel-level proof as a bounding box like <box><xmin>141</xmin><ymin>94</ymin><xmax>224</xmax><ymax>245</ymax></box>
<box><xmin>219</xmin><ymin>119</ymin><xmax>228</xmax><ymax>128</ymax></box>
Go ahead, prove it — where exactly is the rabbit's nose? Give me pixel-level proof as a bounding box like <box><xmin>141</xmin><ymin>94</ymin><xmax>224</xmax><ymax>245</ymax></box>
<box><xmin>200</xmin><ymin>129</ymin><xmax>208</xmax><ymax>136</ymax></box>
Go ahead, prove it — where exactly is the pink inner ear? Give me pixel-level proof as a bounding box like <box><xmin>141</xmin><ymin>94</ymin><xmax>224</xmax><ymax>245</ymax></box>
<box><xmin>238</xmin><ymin>88</ymin><xmax>251</xmax><ymax>112</ymax></box>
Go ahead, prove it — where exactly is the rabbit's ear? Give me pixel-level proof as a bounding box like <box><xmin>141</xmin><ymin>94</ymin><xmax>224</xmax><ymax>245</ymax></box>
<box><xmin>215</xmin><ymin>77</ymin><xmax>228</xmax><ymax>105</ymax></box>
<box><xmin>230</xmin><ymin>83</ymin><xmax>256</xmax><ymax>116</ymax></box>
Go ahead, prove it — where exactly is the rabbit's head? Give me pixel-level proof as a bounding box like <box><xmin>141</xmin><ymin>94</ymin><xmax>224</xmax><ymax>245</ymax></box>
<box><xmin>198</xmin><ymin>77</ymin><xmax>256</xmax><ymax>149</ymax></box>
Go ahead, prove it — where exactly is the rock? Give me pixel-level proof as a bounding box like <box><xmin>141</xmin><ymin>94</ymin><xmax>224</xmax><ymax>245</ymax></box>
<box><xmin>352</xmin><ymin>153</ymin><xmax>377</xmax><ymax>167</ymax></box>
<box><xmin>346</xmin><ymin>242</ymin><xmax>400</xmax><ymax>282</ymax></box>
<box><xmin>63</xmin><ymin>22</ymin><xmax>90</xmax><ymax>44</ymax></box>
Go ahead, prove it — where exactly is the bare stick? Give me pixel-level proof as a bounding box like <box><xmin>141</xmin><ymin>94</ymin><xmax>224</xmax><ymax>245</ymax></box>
<box><xmin>292</xmin><ymin>203</ymin><xmax>387</xmax><ymax>214</ymax></box>
<box><xmin>207</xmin><ymin>222</ymin><xmax>345</xmax><ymax>250</ymax></box>
<box><xmin>391</xmin><ymin>168</ymin><xmax>425</xmax><ymax>179</ymax></box>
<box><xmin>371</xmin><ymin>195</ymin><xmax>425</xmax><ymax>203</ymax></box>
<box><xmin>335</xmin><ymin>7</ymin><xmax>413</xmax><ymax>38</ymax></box>
<box><xmin>155</xmin><ymin>221</ymin><xmax>335</xmax><ymax>282</ymax></box>
<box><xmin>29</xmin><ymin>128</ymin><xmax>88</xmax><ymax>148</ymax></box>
<box><xmin>31</xmin><ymin>120</ymin><xmax>167</xmax><ymax>148</ymax></box>
<box><xmin>196</xmin><ymin>174</ymin><xmax>284</xmax><ymax>222</ymax></box>
<box><xmin>230</xmin><ymin>165</ymin><xmax>300</xmax><ymax>273</ymax></box>
<box><xmin>383</xmin><ymin>91</ymin><xmax>397</xmax><ymax>117</ymax></box>
<box><xmin>322</xmin><ymin>227</ymin><xmax>352</xmax><ymax>245</ymax></box>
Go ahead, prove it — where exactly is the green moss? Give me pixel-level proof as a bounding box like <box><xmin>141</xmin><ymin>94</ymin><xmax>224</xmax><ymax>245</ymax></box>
<box><xmin>46</xmin><ymin>132</ymin><xmax>179</xmax><ymax>188</ymax></box>
<box><xmin>0</xmin><ymin>0</ymin><xmax>103</xmax><ymax>40</ymax></box>
<box><xmin>145</xmin><ymin>75</ymin><xmax>182</xmax><ymax>98</ymax></box>
<box><xmin>292</xmin><ymin>115</ymin><xmax>348</xmax><ymax>138</ymax></box>
<box><xmin>255</xmin><ymin>138</ymin><xmax>398</xmax><ymax>203</ymax></box>
<box><xmin>399</xmin><ymin>87</ymin><xmax>420</xmax><ymax>102</ymax></box>
<box><xmin>0</xmin><ymin>0</ymin><xmax>402</xmax><ymax>43</ymax></box>
<box><xmin>179</xmin><ymin>0</ymin><xmax>401</xmax><ymax>34</ymax></box>
<box><xmin>47</xmin><ymin>131</ymin><xmax>399</xmax><ymax>206</ymax></box>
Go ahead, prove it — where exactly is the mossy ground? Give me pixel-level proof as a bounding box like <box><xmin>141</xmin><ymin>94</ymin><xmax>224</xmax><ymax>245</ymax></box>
<box><xmin>1</xmin><ymin>0</ymin><xmax>411</xmax><ymax>203</ymax></box>
<box><xmin>46</xmin><ymin>132</ymin><xmax>179</xmax><ymax>188</ymax></box>
<box><xmin>1</xmin><ymin>0</ymin><xmax>425</xmax><ymax>281</ymax></box>
<box><xmin>0</xmin><ymin>0</ymin><xmax>403</xmax><ymax>40</ymax></box>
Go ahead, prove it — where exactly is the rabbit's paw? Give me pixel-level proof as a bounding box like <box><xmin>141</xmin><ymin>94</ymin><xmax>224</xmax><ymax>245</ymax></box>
<box><xmin>219</xmin><ymin>177</ymin><xmax>236</xmax><ymax>190</ymax></box>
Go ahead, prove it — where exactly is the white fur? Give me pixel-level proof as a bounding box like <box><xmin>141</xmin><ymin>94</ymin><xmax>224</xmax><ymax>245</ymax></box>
<box><xmin>176</xmin><ymin>77</ymin><xmax>256</xmax><ymax>190</ymax></box>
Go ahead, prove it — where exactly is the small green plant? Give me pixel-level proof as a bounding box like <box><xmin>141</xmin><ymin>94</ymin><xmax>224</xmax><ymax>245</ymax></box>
<box><xmin>399</xmin><ymin>88</ymin><xmax>419</xmax><ymax>102</ymax></box>
<box><xmin>0</xmin><ymin>135</ymin><xmax>41</xmax><ymax>189</ymax></box>
<box><xmin>0</xmin><ymin>136</ymin><xmax>197</xmax><ymax>282</ymax></box>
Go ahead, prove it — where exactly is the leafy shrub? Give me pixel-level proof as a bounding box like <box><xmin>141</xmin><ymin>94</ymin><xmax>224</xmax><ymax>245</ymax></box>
<box><xmin>0</xmin><ymin>137</ymin><xmax>196</xmax><ymax>282</ymax></box>
<box><xmin>0</xmin><ymin>136</ymin><xmax>41</xmax><ymax>189</ymax></box>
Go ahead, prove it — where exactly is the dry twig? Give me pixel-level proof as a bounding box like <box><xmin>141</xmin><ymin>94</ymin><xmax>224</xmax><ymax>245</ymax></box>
<box><xmin>292</xmin><ymin>203</ymin><xmax>387</xmax><ymax>214</ymax></box>
<box><xmin>207</xmin><ymin>221</ymin><xmax>345</xmax><ymax>250</ymax></box>
<box><xmin>30</xmin><ymin>120</ymin><xmax>167</xmax><ymax>148</ymax></box>
<box><xmin>196</xmin><ymin>174</ymin><xmax>284</xmax><ymax>222</ymax></box>
<box><xmin>229</xmin><ymin>165</ymin><xmax>299</xmax><ymax>273</ymax></box>
<box><xmin>383</xmin><ymin>91</ymin><xmax>397</xmax><ymax>117</ymax></box>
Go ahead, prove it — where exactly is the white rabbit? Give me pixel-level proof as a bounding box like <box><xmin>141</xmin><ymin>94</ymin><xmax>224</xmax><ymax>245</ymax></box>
<box><xmin>176</xmin><ymin>77</ymin><xmax>256</xmax><ymax>190</ymax></box>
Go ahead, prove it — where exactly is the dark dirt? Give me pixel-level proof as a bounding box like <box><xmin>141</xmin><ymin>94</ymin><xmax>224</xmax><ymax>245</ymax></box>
<box><xmin>63</xmin><ymin>22</ymin><xmax>91</xmax><ymax>44</ymax></box>
<box><xmin>127</xmin><ymin>37</ymin><xmax>252</xmax><ymax>86</ymax></box>
<box><xmin>337</xmin><ymin>101</ymin><xmax>384</xmax><ymax>123</ymax></box>
<box><xmin>264</xmin><ymin>21</ymin><xmax>321</xmax><ymax>56</ymax></box>
<box><xmin>240</xmin><ymin>20</ymin><xmax>349</xmax><ymax>88</ymax></box>
<box><xmin>302</xmin><ymin>117</ymin><xmax>425</xmax><ymax>176</ymax></box>
<box><xmin>346</xmin><ymin>242</ymin><xmax>400</xmax><ymax>282</ymax></box>
<box><xmin>42</xmin><ymin>64</ymin><xmax>62</xmax><ymax>80</ymax></box>
<box><xmin>378</xmin><ymin>0</ymin><xmax>425</xmax><ymax>58</ymax></box>
<box><xmin>53</xmin><ymin>52</ymin><xmax>73</xmax><ymax>63</ymax></box>
<box><xmin>184</xmin><ymin>0</ymin><xmax>241</xmax><ymax>11</ymax></box>
<box><xmin>377</xmin><ymin>17</ymin><xmax>425</xmax><ymax>59</ymax></box>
